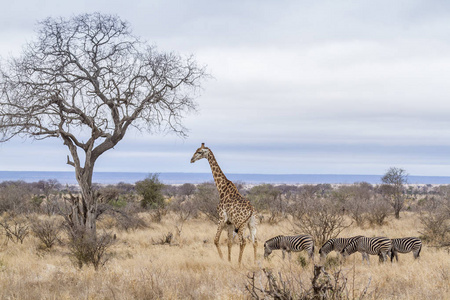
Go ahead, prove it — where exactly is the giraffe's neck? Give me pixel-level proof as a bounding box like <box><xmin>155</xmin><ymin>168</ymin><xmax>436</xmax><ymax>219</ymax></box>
<box><xmin>207</xmin><ymin>151</ymin><xmax>232</xmax><ymax>195</ymax></box>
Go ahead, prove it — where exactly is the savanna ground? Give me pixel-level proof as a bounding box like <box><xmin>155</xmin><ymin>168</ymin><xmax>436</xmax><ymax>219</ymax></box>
<box><xmin>0</xmin><ymin>211</ymin><xmax>448</xmax><ymax>300</ymax></box>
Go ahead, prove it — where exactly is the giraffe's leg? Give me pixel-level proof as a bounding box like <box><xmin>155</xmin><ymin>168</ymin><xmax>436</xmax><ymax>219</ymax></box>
<box><xmin>214</xmin><ymin>221</ymin><xmax>226</xmax><ymax>260</ymax></box>
<box><xmin>237</xmin><ymin>226</ymin><xmax>246</xmax><ymax>266</ymax></box>
<box><xmin>248</xmin><ymin>215</ymin><xmax>258</xmax><ymax>262</ymax></box>
<box><xmin>227</xmin><ymin>224</ymin><xmax>234</xmax><ymax>262</ymax></box>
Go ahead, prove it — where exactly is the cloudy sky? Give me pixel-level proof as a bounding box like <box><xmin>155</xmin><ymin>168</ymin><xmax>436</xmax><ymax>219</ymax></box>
<box><xmin>1</xmin><ymin>0</ymin><xmax>450</xmax><ymax>176</ymax></box>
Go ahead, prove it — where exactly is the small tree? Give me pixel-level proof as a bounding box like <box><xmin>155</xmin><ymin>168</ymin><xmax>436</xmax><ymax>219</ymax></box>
<box><xmin>291</xmin><ymin>196</ymin><xmax>350</xmax><ymax>247</ymax></box>
<box><xmin>248</xmin><ymin>184</ymin><xmax>284</xmax><ymax>223</ymax></box>
<box><xmin>135</xmin><ymin>174</ymin><xmax>165</xmax><ymax>209</ymax></box>
<box><xmin>34</xmin><ymin>179</ymin><xmax>62</xmax><ymax>215</ymax></box>
<box><xmin>192</xmin><ymin>182</ymin><xmax>219</xmax><ymax>222</ymax></box>
<box><xmin>336</xmin><ymin>182</ymin><xmax>372</xmax><ymax>227</ymax></box>
<box><xmin>381</xmin><ymin>167</ymin><xmax>408</xmax><ymax>219</ymax></box>
<box><xmin>178</xmin><ymin>183</ymin><xmax>196</xmax><ymax>198</ymax></box>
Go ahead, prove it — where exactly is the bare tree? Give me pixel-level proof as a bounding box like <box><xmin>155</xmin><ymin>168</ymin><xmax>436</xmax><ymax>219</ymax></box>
<box><xmin>291</xmin><ymin>196</ymin><xmax>351</xmax><ymax>247</ymax></box>
<box><xmin>336</xmin><ymin>182</ymin><xmax>372</xmax><ymax>227</ymax></box>
<box><xmin>381</xmin><ymin>167</ymin><xmax>408</xmax><ymax>219</ymax></box>
<box><xmin>0</xmin><ymin>13</ymin><xmax>206</xmax><ymax>235</ymax></box>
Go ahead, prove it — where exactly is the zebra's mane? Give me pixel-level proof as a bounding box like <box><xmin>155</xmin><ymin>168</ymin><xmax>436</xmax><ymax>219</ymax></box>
<box><xmin>266</xmin><ymin>235</ymin><xmax>284</xmax><ymax>243</ymax></box>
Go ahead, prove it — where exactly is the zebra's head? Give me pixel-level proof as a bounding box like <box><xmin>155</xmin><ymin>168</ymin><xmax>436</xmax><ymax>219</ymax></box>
<box><xmin>341</xmin><ymin>241</ymin><xmax>356</xmax><ymax>258</ymax></box>
<box><xmin>318</xmin><ymin>247</ymin><xmax>326</xmax><ymax>261</ymax></box>
<box><xmin>264</xmin><ymin>235</ymin><xmax>283</xmax><ymax>258</ymax></box>
<box><xmin>319</xmin><ymin>239</ymin><xmax>333</xmax><ymax>260</ymax></box>
<box><xmin>190</xmin><ymin>143</ymin><xmax>210</xmax><ymax>163</ymax></box>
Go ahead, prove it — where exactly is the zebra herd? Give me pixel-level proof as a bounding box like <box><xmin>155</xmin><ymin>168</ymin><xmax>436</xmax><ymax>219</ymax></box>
<box><xmin>263</xmin><ymin>235</ymin><xmax>422</xmax><ymax>264</ymax></box>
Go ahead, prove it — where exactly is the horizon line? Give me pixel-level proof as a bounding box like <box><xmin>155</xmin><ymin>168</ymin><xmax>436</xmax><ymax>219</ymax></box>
<box><xmin>2</xmin><ymin>170</ymin><xmax>450</xmax><ymax>178</ymax></box>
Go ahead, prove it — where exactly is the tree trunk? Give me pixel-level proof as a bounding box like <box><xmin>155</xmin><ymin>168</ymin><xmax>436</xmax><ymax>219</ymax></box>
<box><xmin>394</xmin><ymin>202</ymin><xmax>401</xmax><ymax>219</ymax></box>
<box><xmin>65</xmin><ymin>162</ymin><xmax>97</xmax><ymax>236</ymax></box>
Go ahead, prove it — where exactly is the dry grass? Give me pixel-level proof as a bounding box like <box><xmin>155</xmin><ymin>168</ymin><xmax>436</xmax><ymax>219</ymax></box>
<box><xmin>0</xmin><ymin>212</ymin><xmax>448</xmax><ymax>299</ymax></box>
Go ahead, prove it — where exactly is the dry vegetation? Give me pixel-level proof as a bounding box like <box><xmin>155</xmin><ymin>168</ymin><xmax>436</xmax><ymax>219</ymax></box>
<box><xmin>0</xmin><ymin>212</ymin><xmax>447</xmax><ymax>299</ymax></box>
<box><xmin>0</xmin><ymin>180</ymin><xmax>449</xmax><ymax>299</ymax></box>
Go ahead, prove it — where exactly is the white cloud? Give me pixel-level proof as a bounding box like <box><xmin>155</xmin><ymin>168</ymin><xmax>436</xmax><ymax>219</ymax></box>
<box><xmin>1</xmin><ymin>1</ymin><xmax>450</xmax><ymax>176</ymax></box>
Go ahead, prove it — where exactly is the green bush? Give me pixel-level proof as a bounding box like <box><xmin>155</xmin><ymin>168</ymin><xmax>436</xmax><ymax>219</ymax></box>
<box><xmin>135</xmin><ymin>174</ymin><xmax>165</xmax><ymax>209</ymax></box>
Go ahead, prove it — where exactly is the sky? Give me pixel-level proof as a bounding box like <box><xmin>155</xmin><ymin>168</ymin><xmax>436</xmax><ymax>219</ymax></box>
<box><xmin>1</xmin><ymin>0</ymin><xmax>450</xmax><ymax>176</ymax></box>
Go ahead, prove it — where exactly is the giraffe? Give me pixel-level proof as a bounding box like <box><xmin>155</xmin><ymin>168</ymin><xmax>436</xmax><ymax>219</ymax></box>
<box><xmin>190</xmin><ymin>143</ymin><xmax>257</xmax><ymax>265</ymax></box>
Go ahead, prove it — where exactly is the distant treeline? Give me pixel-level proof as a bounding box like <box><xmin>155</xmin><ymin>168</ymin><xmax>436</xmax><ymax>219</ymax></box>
<box><xmin>0</xmin><ymin>177</ymin><xmax>448</xmax><ymax>250</ymax></box>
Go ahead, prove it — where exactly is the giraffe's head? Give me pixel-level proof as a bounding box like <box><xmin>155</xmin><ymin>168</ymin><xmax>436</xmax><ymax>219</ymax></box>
<box><xmin>190</xmin><ymin>143</ymin><xmax>210</xmax><ymax>163</ymax></box>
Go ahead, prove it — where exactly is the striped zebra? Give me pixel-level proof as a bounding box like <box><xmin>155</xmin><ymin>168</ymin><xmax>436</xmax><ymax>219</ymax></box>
<box><xmin>264</xmin><ymin>234</ymin><xmax>314</xmax><ymax>261</ymax></box>
<box><xmin>341</xmin><ymin>236</ymin><xmax>392</xmax><ymax>263</ymax></box>
<box><xmin>319</xmin><ymin>236</ymin><xmax>364</xmax><ymax>261</ymax></box>
<box><xmin>390</xmin><ymin>237</ymin><xmax>422</xmax><ymax>262</ymax></box>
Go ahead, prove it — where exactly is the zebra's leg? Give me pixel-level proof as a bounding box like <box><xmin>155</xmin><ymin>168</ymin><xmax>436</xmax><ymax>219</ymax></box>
<box><xmin>237</xmin><ymin>225</ymin><xmax>247</xmax><ymax>266</ymax></box>
<box><xmin>362</xmin><ymin>252</ymin><xmax>370</xmax><ymax>265</ymax></box>
<box><xmin>282</xmin><ymin>250</ymin><xmax>286</xmax><ymax>260</ymax></box>
<box><xmin>378</xmin><ymin>252</ymin><xmax>385</xmax><ymax>263</ymax></box>
<box><xmin>414</xmin><ymin>245</ymin><xmax>422</xmax><ymax>259</ymax></box>
<box><xmin>226</xmin><ymin>224</ymin><xmax>234</xmax><ymax>262</ymax></box>
<box><xmin>214</xmin><ymin>220</ymin><xmax>226</xmax><ymax>260</ymax></box>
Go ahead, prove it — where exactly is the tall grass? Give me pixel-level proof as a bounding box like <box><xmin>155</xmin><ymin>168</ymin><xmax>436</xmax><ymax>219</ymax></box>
<box><xmin>0</xmin><ymin>212</ymin><xmax>448</xmax><ymax>299</ymax></box>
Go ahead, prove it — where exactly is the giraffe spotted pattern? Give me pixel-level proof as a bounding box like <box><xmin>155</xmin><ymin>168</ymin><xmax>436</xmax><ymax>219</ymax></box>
<box><xmin>191</xmin><ymin>143</ymin><xmax>257</xmax><ymax>265</ymax></box>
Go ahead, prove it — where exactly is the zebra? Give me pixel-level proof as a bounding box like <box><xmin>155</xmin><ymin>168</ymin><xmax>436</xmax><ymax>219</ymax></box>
<box><xmin>319</xmin><ymin>235</ymin><xmax>364</xmax><ymax>261</ymax></box>
<box><xmin>341</xmin><ymin>236</ymin><xmax>392</xmax><ymax>264</ymax></box>
<box><xmin>390</xmin><ymin>237</ymin><xmax>422</xmax><ymax>262</ymax></box>
<box><xmin>264</xmin><ymin>234</ymin><xmax>314</xmax><ymax>261</ymax></box>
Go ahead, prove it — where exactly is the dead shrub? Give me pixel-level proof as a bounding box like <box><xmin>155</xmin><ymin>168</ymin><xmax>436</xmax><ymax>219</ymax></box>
<box><xmin>67</xmin><ymin>228</ymin><xmax>115</xmax><ymax>270</ymax></box>
<box><xmin>365</xmin><ymin>195</ymin><xmax>391</xmax><ymax>227</ymax></box>
<box><xmin>419</xmin><ymin>196</ymin><xmax>450</xmax><ymax>246</ymax></box>
<box><xmin>150</xmin><ymin>207</ymin><xmax>168</xmax><ymax>223</ymax></box>
<box><xmin>245</xmin><ymin>265</ymin><xmax>365</xmax><ymax>300</ymax></box>
<box><xmin>335</xmin><ymin>183</ymin><xmax>373</xmax><ymax>227</ymax></box>
<box><xmin>152</xmin><ymin>232</ymin><xmax>174</xmax><ymax>245</ymax></box>
<box><xmin>31</xmin><ymin>217</ymin><xmax>62</xmax><ymax>250</ymax></box>
<box><xmin>290</xmin><ymin>197</ymin><xmax>351</xmax><ymax>247</ymax></box>
<box><xmin>191</xmin><ymin>183</ymin><xmax>219</xmax><ymax>222</ymax></box>
<box><xmin>169</xmin><ymin>196</ymin><xmax>197</xmax><ymax>238</ymax></box>
<box><xmin>0</xmin><ymin>215</ymin><xmax>30</xmax><ymax>244</ymax></box>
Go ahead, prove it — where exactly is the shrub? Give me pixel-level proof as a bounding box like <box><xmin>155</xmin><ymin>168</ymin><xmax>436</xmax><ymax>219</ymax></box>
<box><xmin>191</xmin><ymin>183</ymin><xmax>219</xmax><ymax>222</ymax></box>
<box><xmin>419</xmin><ymin>195</ymin><xmax>450</xmax><ymax>246</ymax></box>
<box><xmin>335</xmin><ymin>183</ymin><xmax>373</xmax><ymax>227</ymax></box>
<box><xmin>135</xmin><ymin>174</ymin><xmax>165</xmax><ymax>209</ymax></box>
<box><xmin>31</xmin><ymin>218</ymin><xmax>62</xmax><ymax>250</ymax></box>
<box><xmin>0</xmin><ymin>181</ymin><xmax>37</xmax><ymax>214</ymax></box>
<box><xmin>365</xmin><ymin>195</ymin><xmax>391</xmax><ymax>226</ymax></box>
<box><xmin>297</xmin><ymin>254</ymin><xmax>308</xmax><ymax>268</ymax></box>
<box><xmin>291</xmin><ymin>197</ymin><xmax>350</xmax><ymax>247</ymax></box>
<box><xmin>0</xmin><ymin>216</ymin><xmax>30</xmax><ymax>244</ymax></box>
<box><xmin>248</xmin><ymin>184</ymin><xmax>285</xmax><ymax>224</ymax></box>
<box><xmin>245</xmin><ymin>266</ymin><xmax>363</xmax><ymax>299</ymax></box>
<box><xmin>67</xmin><ymin>228</ymin><xmax>115</xmax><ymax>270</ymax></box>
